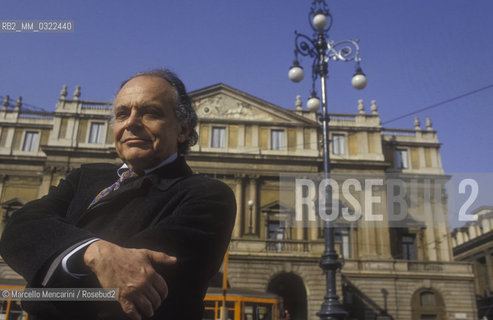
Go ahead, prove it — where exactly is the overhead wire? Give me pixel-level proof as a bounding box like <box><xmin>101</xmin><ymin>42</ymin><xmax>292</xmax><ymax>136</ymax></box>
<box><xmin>382</xmin><ymin>84</ymin><xmax>493</xmax><ymax>126</ymax></box>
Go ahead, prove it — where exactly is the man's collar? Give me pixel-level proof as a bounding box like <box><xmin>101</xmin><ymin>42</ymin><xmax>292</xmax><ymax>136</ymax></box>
<box><xmin>117</xmin><ymin>153</ymin><xmax>178</xmax><ymax>177</ymax></box>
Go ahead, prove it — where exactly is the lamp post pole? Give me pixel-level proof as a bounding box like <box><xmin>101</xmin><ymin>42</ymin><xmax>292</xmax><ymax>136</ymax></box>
<box><xmin>288</xmin><ymin>1</ymin><xmax>367</xmax><ymax>319</ymax></box>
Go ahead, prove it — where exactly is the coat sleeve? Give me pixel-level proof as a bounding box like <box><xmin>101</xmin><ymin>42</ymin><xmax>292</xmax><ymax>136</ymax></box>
<box><xmin>122</xmin><ymin>176</ymin><xmax>237</xmax><ymax>304</ymax></box>
<box><xmin>0</xmin><ymin>168</ymin><xmax>98</xmax><ymax>285</ymax></box>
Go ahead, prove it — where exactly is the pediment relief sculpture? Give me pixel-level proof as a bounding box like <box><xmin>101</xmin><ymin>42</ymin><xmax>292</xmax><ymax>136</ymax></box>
<box><xmin>194</xmin><ymin>95</ymin><xmax>276</xmax><ymax>121</ymax></box>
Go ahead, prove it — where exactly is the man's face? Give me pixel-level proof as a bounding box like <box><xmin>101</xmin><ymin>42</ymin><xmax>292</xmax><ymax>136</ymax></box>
<box><xmin>113</xmin><ymin>76</ymin><xmax>189</xmax><ymax>173</ymax></box>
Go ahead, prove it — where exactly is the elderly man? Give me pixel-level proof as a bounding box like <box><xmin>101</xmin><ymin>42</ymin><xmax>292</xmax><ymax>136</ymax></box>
<box><xmin>0</xmin><ymin>69</ymin><xmax>236</xmax><ymax>320</ymax></box>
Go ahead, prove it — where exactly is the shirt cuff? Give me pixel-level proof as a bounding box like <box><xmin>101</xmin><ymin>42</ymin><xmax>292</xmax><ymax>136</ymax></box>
<box><xmin>61</xmin><ymin>238</ymin><xmax>100</xmax><ymax>279</ymax></box>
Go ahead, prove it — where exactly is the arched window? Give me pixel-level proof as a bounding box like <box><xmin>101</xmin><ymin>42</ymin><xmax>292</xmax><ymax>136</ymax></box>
<box><xmin>412</xmin><ymin>289</ymin><xmax>446</xmax><ymax>320</ymax></box>
<box><xmin>420</xmin><ymin>291</ymin><xmax>436</xmax><ymax>307</ymax></box>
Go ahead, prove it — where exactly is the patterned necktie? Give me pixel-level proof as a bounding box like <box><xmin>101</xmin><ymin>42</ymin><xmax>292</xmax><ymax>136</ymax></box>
<box><xmin>88</xmin><ymin>169</ymin><xmax>137</xmax><ymax>208</ymax></box>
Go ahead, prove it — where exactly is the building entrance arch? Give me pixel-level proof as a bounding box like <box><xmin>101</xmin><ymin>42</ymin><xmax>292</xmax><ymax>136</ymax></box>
<box><xmin>267</xmin><ymin>272</ymin><xmax>307</xmax><ymax>320</ymax></box>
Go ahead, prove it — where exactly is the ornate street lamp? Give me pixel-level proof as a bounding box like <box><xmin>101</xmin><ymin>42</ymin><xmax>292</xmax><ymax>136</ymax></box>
<box><xmin>247</xmin><ymin>199</ymin><xmax>255</xmax><ymax>235</ymax></box>
<box><xmin>288</xmin><ymin>1</ymin><xmax>367</xmax><ymax>319</ymax></box>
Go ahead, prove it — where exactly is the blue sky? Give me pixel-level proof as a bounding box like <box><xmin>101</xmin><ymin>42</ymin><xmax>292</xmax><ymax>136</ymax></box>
<box><xmin>1</xmin><ymin>1</ymin><xmax>492</xmax><ymax>227</ymax></box>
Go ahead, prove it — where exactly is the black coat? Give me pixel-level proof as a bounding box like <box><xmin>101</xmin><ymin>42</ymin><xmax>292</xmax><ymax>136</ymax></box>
<box><xmin>0</xmin><ymin>157</ymin><xmax>236</xmax><ymax>319</ymax></box>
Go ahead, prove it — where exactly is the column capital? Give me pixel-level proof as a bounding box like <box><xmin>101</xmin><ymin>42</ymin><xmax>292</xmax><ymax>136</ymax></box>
<box><xmin>248</xmin><ymin>174</ymin><xmax>261</xmax><ymax>180</ymax></box>
<box><xmin>43</xmin><ymin>165</ymin><xmax>68</xmax><ymax>174</ymax></box>
<box><xmin>234</xmin><ymin>173</ymin><xmax>246</xmax><ymax>180</ymax></box>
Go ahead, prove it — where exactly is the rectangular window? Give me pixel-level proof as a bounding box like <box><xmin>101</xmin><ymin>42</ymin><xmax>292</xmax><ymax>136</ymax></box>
<box><xmin>332</xmin><ymin>134</ymin><xmax>346</xmax><ymax>155</ymax></box>
<box><xmin>395</xmin><ymin>149</ymin><xmax>409</xmax><ymax>169</ymax></box>
<box><xmin>88</xmin><ymin>122</ymin><xmax>105</xmax><ymax>144</ymax></box>
<box><xmin>268</xmin><ymin>221</ymin><xmax>286</xmax><ymax>252</ymax></box>
<box><xmin>22</xmin><ymin>131</ymin><xmax>39</xmax><ymax>152</ymax></box>
<box><xmin>335</xmin><ymin>227</ymin><xmax>351</xmax><ymax>258</ymax></box>
<box><xmin>211</xmin><ymin>127</ymin><xmax>226</xmax><ymax>148</ymax></box>
<box><xmin>270</xmin><ymin>130</ymin><xmax>285</xmax><ymax>150</ymax></box>
<box><xmin>267</xmin><ymin>220</ymin><xmax>286</xmax><ymax>240</ymax></box>
<box><xmin>401</xmin><ymin>234</ymin><xmax>417</xmax><ymax>260</ymax></box>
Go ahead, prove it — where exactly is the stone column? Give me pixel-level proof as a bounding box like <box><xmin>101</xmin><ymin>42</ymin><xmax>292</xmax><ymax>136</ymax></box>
<box><xmin>238</xmin><ymin>125</ymin><xmax>245</xmax><ymax>148</ymax></box>
<box><xmin>0</xmin><ymin>174</ymin><xmax>7</xmax><ymax>234</ymax></box>
<box><xmin>359</xmin><ymin>220</ymin><xmax>376</xmax><ymax>257</ymax></box>
<box><xmin>481</xmin><ymin>217</ymin><xmax>491</xmax><ymax>233</ymax></box>
<box><xmin>294</xmin><ymin>201</ymin><xmax>305</xmax><ymax>241</ymax></box>
<box><xmin>436</xmin><ymin>184</ymin><xmax>451</xmax><ymax>261</ymax></box>
<box><xmin>296</xmin><ymin>127</ymin><xmax>303</xmax><ymax>152</ymax></box>
<box><xmin>376</xmin><ymin>185</ymin><xmax>391</xmax><ymax>258</ymax></box>
<box><xmin>485</xmin><ymin>250</ymin><xmax>493</xmax><ymax>294</ymax></box>
<box><xmin>350</xmin><ymin>226</ymin><xmax>358</xmax><ymax>258</ymax></box>
<box><xmin>422</xmin><ymin>180</ymin><xmax>438</xmax><ymax>261</ymax></box>
<box><xmin>308</xmin><ymin>221</ymin><xmax>318</xmax><ymax>241</ymax></box>
<box><xmin>0</xmin><ymin>174</ymin><xmax>5</xmax><ymax>203</ymax></box>
<box><xmin>359</xmin><ymin>182</ymin><xmax>384</xmax><ymax>258</ymax></box>
<box><xmin>232</xmin><ymin>174</ymin><xmax>244</xmax><ymax>238</ymax></box>
<box><xmin>37</xmin><ymin>166</ymin><xmax>55</xmax><ymax>198</ymax></box>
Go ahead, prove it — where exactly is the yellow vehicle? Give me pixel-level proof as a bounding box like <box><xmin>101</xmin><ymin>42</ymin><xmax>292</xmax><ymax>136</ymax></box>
<box><xmin>0</xmin><ymin>285</ymin><xmax>28</xmax><ymax>320</ymax></box>
<box><xmin>204</xmin><ymin>287</ymin><xmax>283</xmax><ymax>320</ymax></box>
<box><xmin>0</xmin><ymin>285</ymin><xmax>282</xmax><ymax>320</ymax></box>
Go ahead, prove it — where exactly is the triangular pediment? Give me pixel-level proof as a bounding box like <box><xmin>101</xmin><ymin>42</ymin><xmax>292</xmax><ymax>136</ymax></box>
<box><xmin>260</xmin><ymin>201</ymin><xmax>293</xmax><ymax>214</ymax></box>
<box><xmin>190</xmin><ymin>84</ymin><xmax>317</xmax><ymax>126</ymax></box>
<box><xmin>1</xmin><ymin>198</ymin><xmax>25</xmax><ymax>208</ymax></box>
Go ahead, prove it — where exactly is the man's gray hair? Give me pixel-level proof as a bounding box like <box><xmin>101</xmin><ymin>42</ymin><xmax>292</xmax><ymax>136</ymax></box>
<box><xmin>118</xmin><ymin>68</ymin><xmax>198</xmax><ymax>155</ymax></box>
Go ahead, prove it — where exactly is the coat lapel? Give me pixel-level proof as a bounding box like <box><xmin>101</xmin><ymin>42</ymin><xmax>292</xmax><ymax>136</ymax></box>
<box><xmin>75</xmin><ymin>157</ymin><xmax>193</xmax><ymax>224</ymax></box>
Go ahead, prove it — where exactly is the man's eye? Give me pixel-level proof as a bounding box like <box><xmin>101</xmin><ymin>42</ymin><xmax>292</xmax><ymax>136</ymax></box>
<box><xmin>115</xmin><ymin>112</ymin><xmax>129</xmax><ymax>120</ymax></box>
<box><xmin>143</xmin><ymin>112</ymin><xmax>163</xmax><ymax>120</ymax></box>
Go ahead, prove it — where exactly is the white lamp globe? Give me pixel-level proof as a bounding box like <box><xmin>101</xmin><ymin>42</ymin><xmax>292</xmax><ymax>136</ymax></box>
<box><xmin>313</xmin><ymin>13</ymin><xmax>327</xmax><ymax>30</ymax></box>
<box><xmin>352</xmin><ymin>73</ymin><xmax>367</xmax><ymax>90</ymax></box>
<box><xmin>307</xmin><ymin>96</ymin><xmax>321</xmax><ymax>112</ymax></box>
<box><xmin>288</xmin><ymin>65</ymin><xmax>304</xmax><ymax>83</ymax></box>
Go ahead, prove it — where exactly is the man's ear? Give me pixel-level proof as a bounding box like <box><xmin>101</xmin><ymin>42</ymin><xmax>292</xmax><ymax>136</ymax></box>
<box><xmin>177</xmin><ymin>122</ymin><xmax>191</xmax><ymax>143</ymax></box>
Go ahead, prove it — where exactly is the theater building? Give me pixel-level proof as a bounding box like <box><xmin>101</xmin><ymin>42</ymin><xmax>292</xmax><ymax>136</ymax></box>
<box><xmin>0</xmin><ymin>84</ymin><xmax>478</xmax><ymax>319</ymax></box>
<box><xmin>452</xmin><ymin>207</ymin><xmax>493</xmax><ymax>320</ymax></box>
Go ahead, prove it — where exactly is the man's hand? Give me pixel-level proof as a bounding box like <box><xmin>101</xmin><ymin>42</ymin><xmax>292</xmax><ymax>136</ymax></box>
<box><xmin>83</xmin><ymin>240</ymin><xmax>177</xmax><ymax>320</ymax></box>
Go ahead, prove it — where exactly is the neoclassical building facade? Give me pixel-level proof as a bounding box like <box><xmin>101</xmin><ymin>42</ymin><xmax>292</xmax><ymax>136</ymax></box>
<box><xmin>452</xmin><ymin>207</ymin><xmax>493</xmax><ymax>320</ymax></box>
<box><xmin>0</xmin><ymin>84</ymin><xmax>478</xmax><ymax>320</ymax></box>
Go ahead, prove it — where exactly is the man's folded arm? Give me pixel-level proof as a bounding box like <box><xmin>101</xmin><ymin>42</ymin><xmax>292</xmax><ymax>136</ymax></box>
<box><xmin>0</xmin><ymin>168</ymin><xmax>99</xmax><ymax>286</ymax></box>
